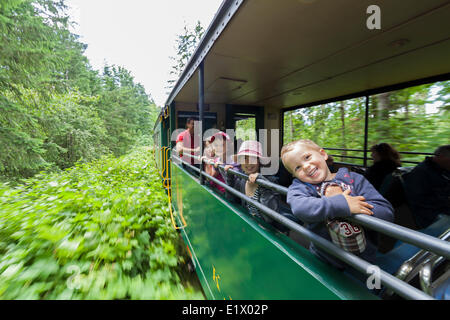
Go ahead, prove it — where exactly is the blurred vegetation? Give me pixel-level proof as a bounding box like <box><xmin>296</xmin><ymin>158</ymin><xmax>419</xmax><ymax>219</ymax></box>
<box><xmin>0</xmin><ymin>146</ymin><xmax>204</xmax><ymax>299</ymax></box>
<box><xmin>284</xmin><ymin>81</ymin><xmax>450</xmax><ymax>166</ymax></box>
<box><xmin>235</xmin><ymin>118</ymin><xmax>256</xmax><ymax>141</ymax></box>
<box><xmin>0</xmin><ymin>0</ymin><xmax>159</xmax><ymax>182</ymax></box>
<box><xmin>0</xmin><ymin>1</ymin><xmax>202</xmax><ymax>300</ymax></box>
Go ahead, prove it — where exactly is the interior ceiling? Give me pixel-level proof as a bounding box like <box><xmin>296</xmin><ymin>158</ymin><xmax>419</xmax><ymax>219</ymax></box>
<box><xmin>174</xmin><ymin>0</ymin><xmax>450</xmax><ymax>109</ymax></box>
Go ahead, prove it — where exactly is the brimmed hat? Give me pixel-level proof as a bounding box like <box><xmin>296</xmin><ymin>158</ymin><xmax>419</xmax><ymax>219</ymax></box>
<box><xmin>233</xmin><ymin>140</ymin><xmax>270</xmax><ymax>165</ymax></box>
<box><xmin>207</xmin><ymin>131</ymin><xmax>230</xmax><ymax>143</ymax></box>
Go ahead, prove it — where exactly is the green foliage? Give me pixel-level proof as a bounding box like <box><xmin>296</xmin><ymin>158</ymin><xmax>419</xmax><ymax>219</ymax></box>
<box><xmin>0</xmin><ymin>147</ymin><xmax>204</xmax><ymax>299</ymax></box>
<box><xmin>97</xmin><ymin>65</ymin><xmax>156</xmax><ymax>157</ymax></box>
<box><xmin>284</xmin><ymin>81</ymin><xmax>450</xmax><ymax>166</ymax></box>
<box><xmin>166</xmin><ymin>20</ymin><xmax>205</xmax><ymax>92</ymax></box>
<box><xmin>235</xmin><ymin>118</ymin><xmax>256</xmax><ymax>141</ymax></box>
<box><xmin>0</xmin><ymin>0</ymin><xmax>67</xmax><ymax>94</ymax></box>
<box><xmin>0</xmin><ymin>0</ymin><xmax>160</xmax><ymax>181</ymax></box>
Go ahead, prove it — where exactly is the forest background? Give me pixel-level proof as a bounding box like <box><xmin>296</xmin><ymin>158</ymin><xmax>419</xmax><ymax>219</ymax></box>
<box><xmin>0</xmin><ymin>0</ymin><xmax>160</xmax><ymax>183</ymax></box>
<box><xmin>0</xmin><ymin>0</ymin><xmax>207</xmax><ymax>299</ymax></box>
<box><xmin>283</xmin><ymin>82</ymin><xmax>450</xmax><ymax>166</ymax></box>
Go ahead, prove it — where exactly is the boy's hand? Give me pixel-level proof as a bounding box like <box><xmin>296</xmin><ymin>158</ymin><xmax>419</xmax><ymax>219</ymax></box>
<box><xmin>342</xmin><ymin>189</ymin><xmax>374</xmax><ymax>215</ymax></box>
<box><xmin>248</xmin><ymin>173</ymin><xmax>259</xmax><ymax>183</ymax></box>
<box><xmin>224</xmin><ymin>165</ymin><xmax>234</xmax><ymax>171</ymax></box>
<box><xmin>324</xmin><ymin>185</ymin><xmax>344</xmax><ymax>197</ymax></box>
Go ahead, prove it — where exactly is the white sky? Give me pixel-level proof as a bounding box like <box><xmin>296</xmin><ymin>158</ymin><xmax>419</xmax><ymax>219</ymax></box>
<box><xmin>66</xmin><ymin>0</ymin><xmax>223</xmax><ymax>108</ymax></box>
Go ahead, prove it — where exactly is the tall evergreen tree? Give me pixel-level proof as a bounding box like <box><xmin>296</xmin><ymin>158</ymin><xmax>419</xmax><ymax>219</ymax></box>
<box><xmin>166</xmin><ymin>20</ymin><xmax>205</xmax><ymax>92</ymax></box>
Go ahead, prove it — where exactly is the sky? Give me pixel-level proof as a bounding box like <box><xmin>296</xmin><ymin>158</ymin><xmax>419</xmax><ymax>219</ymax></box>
<box><xmin>66</xmin><ymin>0</ymin><xmax>223</xmax><ymax>108</ymax></box>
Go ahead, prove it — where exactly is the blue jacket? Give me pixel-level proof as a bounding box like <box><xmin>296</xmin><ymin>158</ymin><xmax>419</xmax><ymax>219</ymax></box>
<box><xmin>287</xmin><ymin>167</ymin><xmax>394</xmax><ymax>267</ymax></box>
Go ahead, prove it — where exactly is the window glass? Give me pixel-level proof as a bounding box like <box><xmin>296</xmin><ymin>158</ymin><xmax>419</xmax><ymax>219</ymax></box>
<box><xmin>284</xmin><ymin>97</ymin><xmax>366</xmax><ymax>166</ymax></box>
<box><xmin>235</xmin><ymin>117</ymin><xmax>256</xmax><ymax>141</ymax></box>
<box><xmin>283</xmin><ymin>80</ymin><xmax>450</xmax><ymax>166</ymax></box>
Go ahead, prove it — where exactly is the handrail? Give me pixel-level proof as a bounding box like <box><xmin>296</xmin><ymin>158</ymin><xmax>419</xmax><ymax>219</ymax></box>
<box><xmin>328</xmin><ymin>154</ymin><xmax>367</xmax><ymax>160</ymax></box>
<box><xmin>180</xmin><ymin>152</ymin><xmax>450</xmax><ymax>259</ymax></box>
<box><xmin>419</xmin><ymin>255</ymin><xmax>446</xmax><ymax>296</ymax></box>
<box><xmin>323</xmin><ymin>147</ymin><xmax>435</xmax><ymax>156</ymax></box>
<box><xmin>419</xmin><ymin>230</ymin><xmax>450</xmax><ymax>295</ymax></box>
<box><xmin>324</xmin><ymin>147</ymin><xmax>431</xmax><ymax>165</ymax></box>
<box><xmin>348</xmin><ymin>215</ymin><xmax>450</xmax><ymax>260</ymax></box>
<box><xmin>172</xmin><ymin>154</ymin><xmax>433</xmax><ymax>300</ymax></box>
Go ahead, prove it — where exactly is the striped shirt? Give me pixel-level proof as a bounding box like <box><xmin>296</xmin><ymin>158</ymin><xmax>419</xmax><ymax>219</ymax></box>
<box><xmin>246</xmin><ymin>185</ymin><xmax>263</xmax><ymax>219</ymax></box>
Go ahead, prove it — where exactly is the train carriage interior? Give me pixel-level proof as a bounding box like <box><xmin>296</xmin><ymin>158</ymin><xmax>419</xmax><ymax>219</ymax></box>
<box><xmin>155</xmin><ymin>0</ymin><xmax>450</xmax><ymax>300</ymax></box>
<box><xmin>165</xmin><ymin>84</ymin><xmax>450</xmax><ymax>300</ymax></box>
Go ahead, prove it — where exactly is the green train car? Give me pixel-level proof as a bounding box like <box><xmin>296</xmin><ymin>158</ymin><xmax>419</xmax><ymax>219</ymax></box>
<box><xmin>153</xmin><ymin>0</ymin><xmax>450</xmax><ymax>299</ymax></box>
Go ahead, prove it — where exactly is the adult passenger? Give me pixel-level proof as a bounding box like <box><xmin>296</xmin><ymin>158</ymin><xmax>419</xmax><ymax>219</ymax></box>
<box><xmin>364</xmin><ymin>143</ymin><xmax>401</xmax><ymax>191</ymax></box>
<box><xmin>176</xmin><ymin>118</ymin><xmax>200</xmax><ymax>164</ymax></box>
<box><xmin>403</xmin><ymin>145</ymin><xmax>450</xmax><ymax>229</ymax></box>
<box><xmin>201</xmin><ymin>131</ymin><xmax>232</xmax><ymax>194</ymax></box>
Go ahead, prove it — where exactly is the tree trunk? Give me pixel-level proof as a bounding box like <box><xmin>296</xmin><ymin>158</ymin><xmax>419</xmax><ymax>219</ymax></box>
<box><xmin>339</xmin><ymin>101</ymin><xmax>347</xmax><ymax>161</ymax></box>
<box><xmin>289</xmin><ymin>113</ymin><xmax>294</xmax><ymax>141</ymax></box>
<box><xmin>376</xmin><ymin>92</ymin><xmax>391</xmax><ymax>136</ymax></box>
<box><xmin>404</xmin><ymin>96</ymin><xmax>409</xmax><ymax>120</ymax></box>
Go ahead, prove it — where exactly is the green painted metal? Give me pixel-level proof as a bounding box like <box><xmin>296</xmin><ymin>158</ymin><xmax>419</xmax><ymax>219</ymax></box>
<box><xmin>171</xmin><ymin>162</ymin><xmax>378</xmax><ymax>300</ymax></box>
<box><xmin>153</xmin><ymin>116</ymin><xmax>172</xmax><ymax>186</ymax></box>
<box><xmin>170</xmin><ymin>102</ymin><xmax>176</xmax><ymax>149</ymax></box>
<box><xmin>153</xmin><ymin>122</ymin><xmax>162</xmax><ymax>172</ymax></box>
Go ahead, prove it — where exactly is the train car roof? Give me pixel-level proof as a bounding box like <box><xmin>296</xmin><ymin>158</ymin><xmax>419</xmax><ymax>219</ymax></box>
<box><xmin>164</xmin><ymin>0</ymin><xmax>450</xmax><ymax>110</ymax></box>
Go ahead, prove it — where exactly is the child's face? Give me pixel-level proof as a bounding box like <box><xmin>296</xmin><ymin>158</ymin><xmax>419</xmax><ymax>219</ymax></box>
<box><xmin>283</xmin><ymin>144</ymin><xmax>332</xmax><ymax>184</ymax></box>
<box><xmin>240</xmin><ymin>155</ymin><xmax>260</xmax><ymax>174</ymax></box>
<box><xmin>212</xmin><ymin>140</ymin><xmax>227</xmax><ymax>156</ymax></box>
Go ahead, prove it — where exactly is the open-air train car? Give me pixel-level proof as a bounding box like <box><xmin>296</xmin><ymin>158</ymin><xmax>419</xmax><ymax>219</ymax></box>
<box><xmin>153</xmin><ymin>0</ymin><xmax>450</xmax><ymax>299</ymax></box>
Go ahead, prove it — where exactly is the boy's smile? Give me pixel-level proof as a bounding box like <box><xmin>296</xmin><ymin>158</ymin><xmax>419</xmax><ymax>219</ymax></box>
<box><xmin>283</xmin><ymin>145</ymin><xmax>333</xmax><ymax>184</ymax></box>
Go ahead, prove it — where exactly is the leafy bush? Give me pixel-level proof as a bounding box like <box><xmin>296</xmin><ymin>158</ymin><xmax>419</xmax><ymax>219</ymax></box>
<box><xmin>0</xmin><ymin>147</ymin><xmax>203</xmax><ymax>299</ymax></box>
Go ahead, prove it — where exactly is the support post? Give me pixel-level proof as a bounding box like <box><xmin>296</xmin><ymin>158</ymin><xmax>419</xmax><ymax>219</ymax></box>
<box><xmin>199</xmin><ymin>62</ymin><xmax>205</xmax><ymax>184</ymax></box>
<box><xmin>363</xmin><ymin>95</ymin><xmax>370</xmax><ymax>167</ymax></box>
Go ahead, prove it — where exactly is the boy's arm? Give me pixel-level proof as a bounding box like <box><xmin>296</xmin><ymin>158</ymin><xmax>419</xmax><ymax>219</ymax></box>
<box><xmin>287</xmin><ymin>183</ymin><xmax>351</xmax><ymax>223</ymax></box>
<box><xmin>352</xmin><ymin>173</ymin><xmax>394</xmax><ymax>222</ymax></box>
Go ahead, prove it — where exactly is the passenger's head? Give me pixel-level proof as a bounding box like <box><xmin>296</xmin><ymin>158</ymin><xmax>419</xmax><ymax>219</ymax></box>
<box><xmin>370</xmin><ymin>143</ymin><xmax>401</xmax><ymax>166</ymax></box>
<box><xmin>433</xmin><ymin>145</ymin><xmax>450</xmax><ymax>171</ymax></box>
<box><xmin>185</xmin><ymin>117</ymin><xmax>196</xmax><ymax>133</ymax></box>
<box><xmin>207</xmin><ymin>131</ymin><xmax>230</xmax><ymax>157</ymax></box>
<box><xmin>281</xmin><ymin>139</ymin><xmax>333</xmax><ymax>184</ymax></box>
<box><xmin>235</xmin><ymin>140</ymin><xmax>269</xmax><ymax>175</ymax></box>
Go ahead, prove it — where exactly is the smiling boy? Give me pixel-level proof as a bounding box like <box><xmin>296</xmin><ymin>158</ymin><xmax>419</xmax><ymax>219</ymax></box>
<box><xmin>281</xmin><ymin>139</ymin><xmax>394</xmax><ymax>267</ymax></box>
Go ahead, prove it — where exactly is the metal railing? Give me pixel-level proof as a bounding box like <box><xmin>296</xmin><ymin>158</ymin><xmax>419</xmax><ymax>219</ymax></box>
<box><xmin>323</xmin><ymin>147</ymin><xmax>435</xmax><ymax>165</ymax></box>
<box><xmin>182</xmin><ymin>152</ymin><xmax>450</xmax><ymax>259</ymax></box>
<box><xmin>172</xmin><ymin>153</ymin><xmax>439</xmax><ymax>300</ymax></box>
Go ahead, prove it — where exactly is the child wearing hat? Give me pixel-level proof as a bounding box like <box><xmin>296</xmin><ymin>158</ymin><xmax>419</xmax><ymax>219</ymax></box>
<box><xmin>201</xmin><ymin>131</ymin><xmax>232</xmax><ymax>194</ymax></box>
<box><xmin>224</xmin><ymin>140</ymin><xmax>298</xmax><ymax>232</ymax></box>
